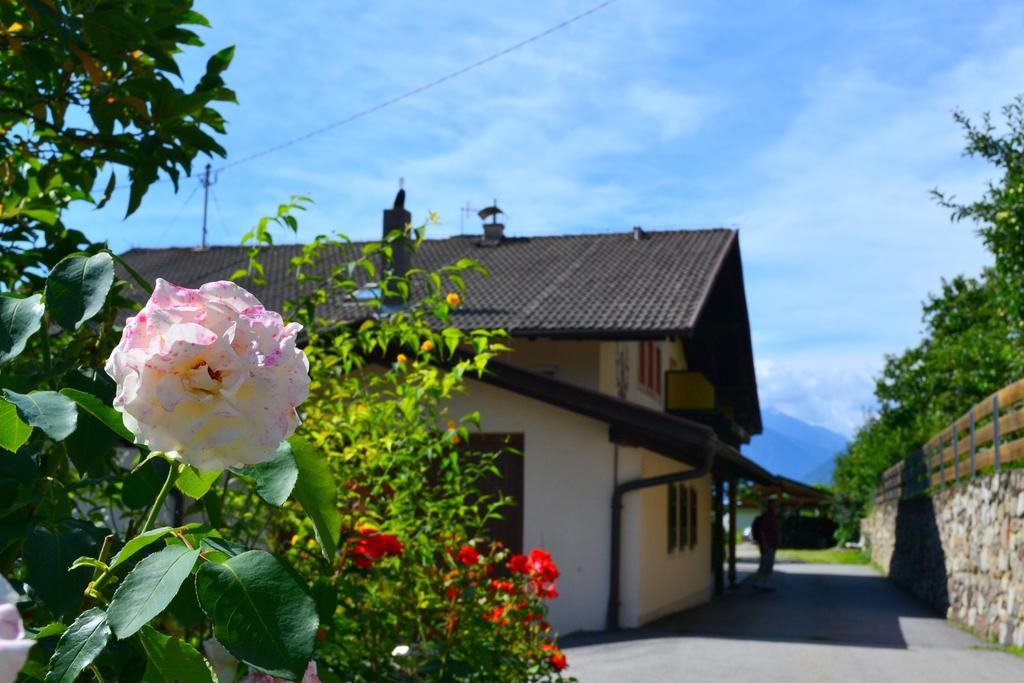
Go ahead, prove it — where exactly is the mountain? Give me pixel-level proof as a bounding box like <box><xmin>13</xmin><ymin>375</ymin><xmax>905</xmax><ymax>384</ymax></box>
<box><xmin>742</xmin><ymin>408</ymin><xmax>849</xmax><ymax>486</ymax></box>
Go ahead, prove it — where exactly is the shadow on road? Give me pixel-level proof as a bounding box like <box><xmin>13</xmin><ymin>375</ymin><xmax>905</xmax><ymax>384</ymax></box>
<box><xmin>563</xmin><ymin>562</ymin><xmax>953</xmax><ymax>651</ymax></box>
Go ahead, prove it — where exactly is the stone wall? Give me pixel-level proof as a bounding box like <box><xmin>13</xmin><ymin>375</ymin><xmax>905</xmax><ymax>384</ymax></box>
<box><xmin>862</xmin><ymin>470</ymin><xmax>1024</xmax><ymax>646</ymax></box>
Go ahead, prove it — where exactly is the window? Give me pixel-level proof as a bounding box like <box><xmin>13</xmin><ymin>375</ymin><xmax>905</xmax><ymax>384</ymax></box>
<box><xmin>638</xmin><ymin>341</ymin><xmax>662</xmax><ymax>395</ymax></box>
<box><xmin>678</xmin><ymin>484</ymin><xmax>688</xmax><ymax>548</ymax></box>
<box><xmin>667</xmin><ymin>484</ymin><xmax>678</xmax><ymax>552</ymax></box>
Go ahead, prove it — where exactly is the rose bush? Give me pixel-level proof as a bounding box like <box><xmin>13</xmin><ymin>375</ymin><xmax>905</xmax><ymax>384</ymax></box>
<box><xmin>106</xmin><ymin>278</ymin><xmax>310</xmax><ymax>470</ymax></box>
<box><xmin>0</xmin><ymin>3</ymin><xmax>572</xmax><ymax>681</ymax></box>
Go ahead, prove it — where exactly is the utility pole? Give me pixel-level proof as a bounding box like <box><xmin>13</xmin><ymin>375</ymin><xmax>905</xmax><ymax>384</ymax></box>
<box><xmin>200</xmin><ymin>163</ymin><xmax>212</xmax><ymax>249</ymax></box>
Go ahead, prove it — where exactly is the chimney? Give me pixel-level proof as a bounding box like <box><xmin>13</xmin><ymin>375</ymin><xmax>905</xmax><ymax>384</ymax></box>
<box><xmin>382</xmin><ymin>185</ymin><xmax>411</xmax><ymax>277</ymax></box>
<box><xmin>632</xmin><ymin>226</ymin><xmax>646</xmax><ymax>241</ymax></box>
<box><xmin>478</xmin><ymin>201</ymin><xmax>505</xmax><ymax>246</ymax></box>
<box><xmin>381</xmin><ymin>185</ymin><xmax>411</xmax><ymax>308</ymax></box>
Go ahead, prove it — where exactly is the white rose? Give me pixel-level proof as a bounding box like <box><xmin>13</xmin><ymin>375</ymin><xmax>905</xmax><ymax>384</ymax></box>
<box><xmin>105</xmin><ymin>279</ymin><xmax>310</xmax><ymax>470</ymax></box>
<box><xmin>0</xmin><ymin>577</ymin><xmax>32</xmax><ymax>683</ymax></box>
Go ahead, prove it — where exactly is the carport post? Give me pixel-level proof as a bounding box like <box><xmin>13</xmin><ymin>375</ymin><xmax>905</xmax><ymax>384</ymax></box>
<box><xmin>727</xmin><ymin>477</ymin><xmax>737</xmax><ymax>588</ymax></box>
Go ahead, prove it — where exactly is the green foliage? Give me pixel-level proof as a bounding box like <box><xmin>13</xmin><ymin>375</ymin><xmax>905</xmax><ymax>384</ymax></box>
<box><xmin>44</xmin><ymin>252</ymin><xmax>115</xmax><ymax>331</ymax></box>
<box><xmin>45</xmin><ymin>607</ymin><xmax>111</xmax><ymax>683</ymax></box>
<box><xmin>241</xmin><ymin>442</ymin><xmax>300</xmax><ymax>507</ymax></box>
<box><xmin>287</xmin><ymin>435</ymin><xmax>340</xmax><ymax>560</ymax></box>
<box><xmin>107</xmin><ymin>545</ymin><xmax>201</xmax><ymax>638</ymax></box>
<box><xmin>0</xmin><ymin>398</ymin><xmax>33</xmax><ymax>452</ymax></box>
<box><xmin>196</xmin><ymin>550</ymin><xmax>319</xmax><ymax>681</ymax></box>
<box><xmin>834</xmin><ymin>96</ymin><xmax>1024</xmax><ymax>541</ymax></box>
<box><xmin>0</xmin><ymin>294</ymin><xmax>44</xmax><ymax>365</ymax></box>
<box><xmin>3</xmin><ymin>390</ymin><xmax>78</xmax><ymax>442</ymax></box>
<box><xmin>934</xmin><ymin>94</ymin><xmax>1024</xmax><ymax>327</ymax></box>
<box><xmin>0</xmin><ymin>5</ymin><xmax>570</xmax><ymax>679</ymax></box>
<box><xmin>137</xmin><ymin>626</ymin><xmax>217</xmax><ymax>683</ymax></box>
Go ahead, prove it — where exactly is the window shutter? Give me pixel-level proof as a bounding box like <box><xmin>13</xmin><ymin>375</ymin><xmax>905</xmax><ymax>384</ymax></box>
<box><xmin>689</xmin><ymin>485</ymin><xmax>698</xmax><ymax>548</ymax></box>
<box><xmin>678</xmin><ymin>483</ymin><xmax>688</xmax><ymax>548</ymax></box>
<box><xmin>656</xmin><ymin>348</ymin><xmax>662</xmax><ymax>394</ymax></box>
<box><xmin>667</xmin><ymin>484</ymin><xmax>677</xmax><ymax>552</ymax></box>
<box><xmin>639</xmin><ymin>341</ymin><xmax>646</xmax><ymax>386</ymax></box>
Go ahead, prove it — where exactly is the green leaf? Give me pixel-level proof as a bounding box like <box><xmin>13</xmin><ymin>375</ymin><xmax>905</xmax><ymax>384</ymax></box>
<box><xmin>239</xmin><ymin>442</ymin><xmax>297</xmax><ymax>506</ymax></box>
<box><xmin>107</xmin><ymin>527</ymin><xmax>173</xmax><ymax>571</ymax></box>
<box><xmin>25</xmin><ymin>524</ymin><xmax>100</xmax><ymax>619</ymax></box>
<box><xmin>0</xmin><ymin>293</ymin><xmax>44</xmax><ymax>366</ymax></box>
<box><xmin>198</xmin><ymin>536</ymin><xmax>247</xmax><ymax>563</ymax></box>
<box><xmin>44</xmin><ymin>607</ymin><xmax>110</xmax><ymax>683</ymax></box>
<box><xmin>59</xmin><ymin>388</ymin><xmax>134</xmax><ymax>442</ymax></box>
<box><xmin>2</xmin><ymin>390</ymin><xmax>78</xmax><ymax>442</ymax></box>
<box><xmin>108</xmin><ymin>544</ymin><xmax>201</xmax><ymax>639</ymax></box>
<box><xmin>31</xmin><ymin>622</ymin><xmax>67</xmax><ymax>640</ymax></box>
<box><xmin>289</xmin><ymin>436</ymin><xmax>339</xmax><ymax>559</ymax></box>
<box><xmin>195</xmin><ymin>550</ymin><xmax>317</xmax><ymax>681</ymax></box>
<box><xmin>45</xmin><ymin>252</ymin><xmax>115</xmax><ymax>330</ymax></box>
<box><xmin>0</xmin><ymin>398</ymin><xmax>33</xmax><ymax>453</ymax></box>
<box><xmin>176</xmin><ymin>467</ymin><xmax>222</xmax><ymax>499</ymax></box>
<box><xmin>137</xmin><ymin>625</ymin><xmax>216</xmax><ymax>683</ymax></box>
<box><xmin>122</xmin><ymin>457</ymin><xmax>171</xmax><ymax>510</ymax></box>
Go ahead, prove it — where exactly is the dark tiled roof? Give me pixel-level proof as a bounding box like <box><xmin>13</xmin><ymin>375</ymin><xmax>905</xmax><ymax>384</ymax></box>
<box><xmin>119</xmin><ymin>228</ymin><xmax>737</xmax><ymax>337</ymax></box>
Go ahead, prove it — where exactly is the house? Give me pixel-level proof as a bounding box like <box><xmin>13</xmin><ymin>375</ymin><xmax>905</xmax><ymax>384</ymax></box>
<box><xmin>120</xmin><ymin>198</ymin><xmax>773</xmax><ymax>635</ymax></box>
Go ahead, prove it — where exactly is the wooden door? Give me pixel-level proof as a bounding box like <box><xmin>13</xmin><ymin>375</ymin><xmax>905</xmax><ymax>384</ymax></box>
<box><xmin>466</xmin><ymin>433</ymin><xmax>524</xmax><ymax>555</ymax></box>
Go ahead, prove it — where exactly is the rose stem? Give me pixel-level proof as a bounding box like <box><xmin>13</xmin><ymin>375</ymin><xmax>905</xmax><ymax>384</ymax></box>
<box><xmin>140</xmin><ymin>461</ymin><xmax>183</xmax><ymax>536</ymax></box>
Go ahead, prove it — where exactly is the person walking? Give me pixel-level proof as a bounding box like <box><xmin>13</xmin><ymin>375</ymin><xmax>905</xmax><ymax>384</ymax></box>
<box><xmin>752</xmin><ymin>497</ymin><xmax>779</xmax><ymax>592</ymax></box>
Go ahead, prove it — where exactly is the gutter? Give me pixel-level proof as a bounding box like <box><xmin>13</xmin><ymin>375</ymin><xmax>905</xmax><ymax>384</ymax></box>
<box><xmin>605</xmin><ymin>435</ymin><xmax>718</xmax><ymax>630</ymax></box>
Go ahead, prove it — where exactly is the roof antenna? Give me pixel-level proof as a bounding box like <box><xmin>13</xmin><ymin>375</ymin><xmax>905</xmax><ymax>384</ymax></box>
<box><xmin>477</xmin><ymin>200</ymin><xmax>503</xmax><ymax>224</ymax></box>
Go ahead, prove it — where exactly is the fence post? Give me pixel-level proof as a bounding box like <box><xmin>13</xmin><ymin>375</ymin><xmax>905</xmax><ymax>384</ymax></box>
<box><xmin>939</xmin><ymin>434</ymin><xmax>945</xmax><ymax>490</ymax></box>
<box><xmin>969</xmin><ymin>406</ymin><xmax>976</xmax><ymax>479</ymax></box>
<box><xmin>993</xmin><ymin>394</ymin><xmax>1001</xmax><ymax>471</ymax></box>
<box><xmin>952</xmin><ymin>423</ymin><xmax>959</xmax><ymax>483</ymax></box>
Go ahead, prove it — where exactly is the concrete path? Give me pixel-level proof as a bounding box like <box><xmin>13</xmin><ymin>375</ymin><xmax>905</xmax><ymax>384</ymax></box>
<box><xmin>561</xmin><ymin>560</ymin><xmax>1024</xmax><ymax>682</ymax></box>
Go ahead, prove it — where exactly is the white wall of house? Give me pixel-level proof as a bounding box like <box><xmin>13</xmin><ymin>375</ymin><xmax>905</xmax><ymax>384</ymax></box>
<box><xmin>617</xmin><ymin>446</ymin><xmax>712</xmax><ymax>627</ymax></box>
<box><xmin>447</xmin><ymin>379</ymin><xmax>616</xmax><ymax>635</ymax></box>
<box><xmin>502</xmin><ymin>339</ymin><xmax>601</xmax><ymax>391</ymax></box>
<box><xmin>446</xmin><ymin>373</ymin><xmax>715</xmax><ymax>634</ymax></box>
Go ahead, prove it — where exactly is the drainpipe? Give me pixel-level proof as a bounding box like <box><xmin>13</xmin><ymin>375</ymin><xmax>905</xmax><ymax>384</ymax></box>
<box><xmin>606</xmin><ymin>437</ymin><xmax>717</xmax><ymax>630</ymax></box>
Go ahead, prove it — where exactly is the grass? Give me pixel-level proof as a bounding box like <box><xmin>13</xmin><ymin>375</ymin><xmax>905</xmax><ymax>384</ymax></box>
<box><xmin>971</xmin><ymin>644</ymin><xmax>1024</xmax><ymax>658</ymax></box>
<box><xmin>776</xmin><ymin>548</ymin><xmax>871</xmax><ymax>565</ymax></box>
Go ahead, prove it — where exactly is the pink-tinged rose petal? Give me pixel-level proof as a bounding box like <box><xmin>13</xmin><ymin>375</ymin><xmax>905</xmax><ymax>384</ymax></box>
<box><xmin>0</xmin><ymin>578</ymin><xmax>31</xmax><ymax>683</ymax></box>
<box><xmin>105</xmin><ymin>279</ymin><xmax>310</xmax><ymax>470</ymax></box>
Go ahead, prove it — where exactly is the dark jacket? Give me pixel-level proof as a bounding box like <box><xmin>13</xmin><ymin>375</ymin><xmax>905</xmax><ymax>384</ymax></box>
<box><xmin>758</xmin><ymin>509</ymin><xmax>779</xmax><ymax>550</ymax></box>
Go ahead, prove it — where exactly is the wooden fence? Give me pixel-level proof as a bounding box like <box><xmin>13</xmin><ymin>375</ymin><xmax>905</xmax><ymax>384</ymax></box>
<box><xmin>874</xmin><ymin>378</ymin><xmax>1024</xmax><ymax>504</ymax></box>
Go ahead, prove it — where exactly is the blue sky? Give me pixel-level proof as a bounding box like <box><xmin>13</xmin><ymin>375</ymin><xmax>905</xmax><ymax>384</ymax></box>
<box><xmin>69</xmin><ymin>0</ymin><xmax>1024</xmax><ymax>437</ymax></box>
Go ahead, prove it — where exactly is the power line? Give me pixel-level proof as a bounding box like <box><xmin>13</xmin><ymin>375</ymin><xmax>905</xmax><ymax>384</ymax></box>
<box><xmin>214</xmin><ymin>0</ymin><xmax>619</xmax><ymax>173</ymax></box>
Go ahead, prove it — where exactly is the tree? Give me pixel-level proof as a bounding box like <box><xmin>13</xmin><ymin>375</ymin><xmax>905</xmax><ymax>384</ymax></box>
<box><xmin>1</xmin><ymin>1</ymin><xmax>234</xmax><ymax>289</ymax></box>
<box><xmin>934</xmin><ymin>95</ymin><xmax>1024</xmax><ymax>331</ymax></box>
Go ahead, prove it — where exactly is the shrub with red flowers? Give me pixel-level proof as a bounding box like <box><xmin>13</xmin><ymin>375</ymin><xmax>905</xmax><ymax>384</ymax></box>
<box><xmin>226</xmin><ymin>226</ymin><xmax>574</xmax><ymax>681</ymax></box>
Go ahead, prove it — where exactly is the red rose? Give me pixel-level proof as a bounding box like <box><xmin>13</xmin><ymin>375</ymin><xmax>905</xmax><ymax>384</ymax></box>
<box><xmin>527</xmin><ymin>549</ymin><xmax>560</xmax><ymax>582</ymax></box>
<box><xmin>507</xmin><ymin>554</ymin><xmax>529</xmax><ymax>574</ymax></box>
<box><xmin>457</xmin><ymin>545</ymin><xmax>480</xmax><ymax>567</ymax></box>
<box><xmin>541</xmin><ymin>643</ymin><xmax>567</xmax><ymax>671</ymax></box>
<box><xmin>350</xmin><ymin>527</ymin><xmax>404</xmax><ymax>568</ymax></box>
<box><xmin>483</xmin><ymin>606</ymin><xmax>508</xmax><ymax>625</ymax></box>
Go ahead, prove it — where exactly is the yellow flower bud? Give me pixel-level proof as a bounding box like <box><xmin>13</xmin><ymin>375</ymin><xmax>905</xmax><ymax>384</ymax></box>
<box><xmin>420</xmin><ymin>339</ymin><xmax>435</xmax><ymax>353</ymax></box>
<box><xmin>445</xmin><ymin>292</ymin><xmax>461</xmax><ymax>308</ymax></box>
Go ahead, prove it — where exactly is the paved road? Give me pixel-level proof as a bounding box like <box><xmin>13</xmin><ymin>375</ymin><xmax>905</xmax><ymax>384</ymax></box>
<box><xmin>561</xmin><ymin>560</ymin><xmax>1024</xmax><ymax>682</ymax></box>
